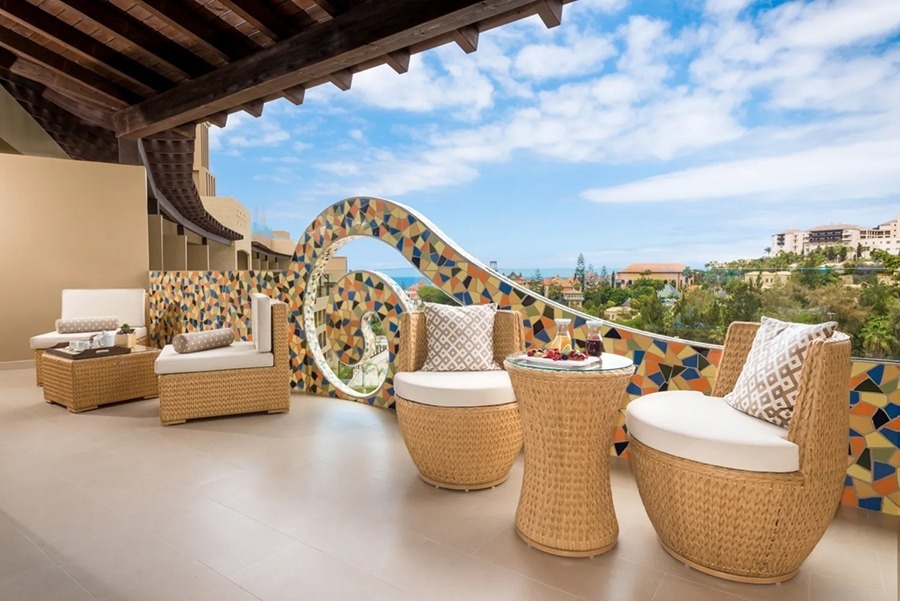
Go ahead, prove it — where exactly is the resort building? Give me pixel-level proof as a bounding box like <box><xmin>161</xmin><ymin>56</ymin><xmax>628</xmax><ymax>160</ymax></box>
<box><xmin>773</xmin><ymin>217</ymin><xmax>900</xmax><ymax>256</ymax></box>
<box><xmin>615</xmin><ymin>263</ymin><xmax>689</xmax><ymax>289</ymax></box>
<box><xmin>743</xmin><ymin>270</ymin><xmax>792</xmax><ymax>289</ymax></box>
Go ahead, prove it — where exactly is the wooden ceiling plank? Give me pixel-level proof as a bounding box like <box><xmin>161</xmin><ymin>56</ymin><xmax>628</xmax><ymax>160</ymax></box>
<box><xmin>128</xmin><ymin>0</ymin><xmax>258</xmax><ymax>61</ymax></box>
<box><xmin>0</xmin><ymin>0</ymin><xmax>174</xmax><ymax>91</ymax></box>
<box><xmin>55</xmin><ymin>0</ymin><xmax>215</xmax><ymax>78</ymax></box>
<box><xmin>384</xmin><ymin>48</ymin><xmax>410</xmax><ymax>74</ymax></box>
<box><xmin>536</xmin><ymin>0</ymin><xmax>563</xmax><ymax>28</ymax></box>
<box><xmin>217</xmin><ymin>0</ymin><xmax>313</xmax><ymax>41</ymax></box>
<box><xmin>310</xmin><ymin>0</ymin><xmax>350</xmax><ymax>18</ymax></box>
<box><xmin>327</xmin><ymin>68</ymin><xmax>352</xmax><ymax>91</ymax></box>
<box><xmin>452</xmin><ymin>24</ymin><xmax>479</xmax><ymax>53</ymax></box>
<box><xmin>115</xmin><ymin>0</ymin><xmax>538</xmax><ymax>138</ymax></box>
<box><xmin>0</xmin><ymin>24</ymin><xmax>139</xmax><ymax>104</ymax></box>
<box><xmin>281</xmin><ymin>84</ymin><xmax>305</xmax><ymax>104</ymax></box>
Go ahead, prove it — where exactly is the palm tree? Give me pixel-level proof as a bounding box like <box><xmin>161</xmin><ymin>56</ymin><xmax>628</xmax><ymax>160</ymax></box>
<box><xmin>860</xmin><ymin>316</ymin><xmax>896</xmax><ymax>359</ymax></box>
<box><xmin>764</xmin><ymin>246</ymin><xmax>771</xmax><ymax>257</ymax></box>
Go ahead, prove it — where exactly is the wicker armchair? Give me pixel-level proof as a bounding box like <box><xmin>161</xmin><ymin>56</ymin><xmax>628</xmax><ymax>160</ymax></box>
<box><xmin>393</xmin><ymin>310</ymin><xmax>525</xmax><ymax>490</ymax></box>
<box><xmin>155</xmin><ymin>301</ymin><xmax>291</xmax><ymax>425</ymax></box>
<box><xmin>627</xmin><ymin>321</ymin><xmax>852</xmax><ymax>583</ymax></box>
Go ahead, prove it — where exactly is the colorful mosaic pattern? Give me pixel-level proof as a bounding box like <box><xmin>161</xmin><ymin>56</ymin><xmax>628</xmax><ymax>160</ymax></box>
<box><xmin>319</xmin><ymin>270</ymin><xmax>409</xmax><ymax>404</ymax></box>
<box><xmin>149</xmin><ymin>197</ymin><xmax>900</xmax><ymax>515</ymax></box>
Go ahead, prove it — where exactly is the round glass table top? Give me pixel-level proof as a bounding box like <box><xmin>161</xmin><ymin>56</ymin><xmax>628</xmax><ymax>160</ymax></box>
<box><xmin>505</xmin><ymin>352</ymin><xmax>633</xmax><ymax>372</ymax></box>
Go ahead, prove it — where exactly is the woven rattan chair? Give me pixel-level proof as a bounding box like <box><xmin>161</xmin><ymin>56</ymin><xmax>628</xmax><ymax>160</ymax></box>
<box><xmin>627</xmin><ymin>321</ymin><xmax>852</xmax><ymax>583</ymax></box>
<box><xmin>155</xmin><ymin>300</ymin><xmax>290</xmax><ymax>425</ymax></box>
<box><xmin>393</xmin><ymin>310</ymin><xmax>525</xmax><ymax>490</ymax></box>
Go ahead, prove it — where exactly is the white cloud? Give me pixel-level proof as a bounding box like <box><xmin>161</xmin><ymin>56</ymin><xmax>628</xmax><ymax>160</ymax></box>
<box><xmin>348</xmin><ymin>129</ymin><xmax>364</xmax><ymax>140</ymax></box>
<box><xmin>208</xmin><ymin>112</ymin><xmax>290</xmax><ymax>152</ymax></box>
<box><xmin>581</xmin><ymin>139</ymin><xmax>900</xmax><ymax>203</ymax></box>
<box><xmin>514</xmin><ymin>34</ymin><xmax>616</xmax><ymax>80</ymax></box>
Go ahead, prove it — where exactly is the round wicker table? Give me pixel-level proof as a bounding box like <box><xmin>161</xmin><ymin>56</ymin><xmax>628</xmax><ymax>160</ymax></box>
<box><xmin>504</xmin><ymin>353</ymin><xmax>634</xmax><ymax>558</ymax></box>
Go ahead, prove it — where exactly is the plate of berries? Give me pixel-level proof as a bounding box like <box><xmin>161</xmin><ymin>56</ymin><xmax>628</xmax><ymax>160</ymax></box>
<box><xmin>517</xmin><ymin>347</ymin><xmax>601</xmax><ymax>368</ymax></box>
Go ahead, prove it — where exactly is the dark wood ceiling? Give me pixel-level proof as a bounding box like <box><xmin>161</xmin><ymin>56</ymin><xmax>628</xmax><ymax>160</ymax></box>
<box><xmin>0</xmin><ymin>0</ymin><xmax>573</xmax><ymax>241</ymax></box>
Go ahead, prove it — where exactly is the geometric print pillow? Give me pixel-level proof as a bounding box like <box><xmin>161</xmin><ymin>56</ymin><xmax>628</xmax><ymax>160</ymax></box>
<box><xmin>55</xmin><ymin>316</ymin><xmax>119</xmax><ymax>334</ymax></box>
<box><xmin>172</xmin><ymin>328</ymin><xmax>235</xmax><ymax>354</ymax></box>
<box><xmin>420</xmin><ymin>303</ymin><xmax>500</xmax><ymax>371</ymax></box>
<box><xmin>724</xmin><ymin>316</ymin><xmax>837</xmax><ymax>428</ymax></box>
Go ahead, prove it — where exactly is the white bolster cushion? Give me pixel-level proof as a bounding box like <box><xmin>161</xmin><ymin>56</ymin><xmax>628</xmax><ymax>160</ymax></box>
<box><xmin>56</xmin><ymin>316</ymin><xmax>118</xmax><ymax>334</ymax></box>
<box><xmin>626</xmin><ymin>390</ymin><xmax>799</xmax><ymax>473</ymax></box>
<box><xmin>394</xmin><ymin>370</ymin><xmax>516</xmax><ymax>407</ymax></box>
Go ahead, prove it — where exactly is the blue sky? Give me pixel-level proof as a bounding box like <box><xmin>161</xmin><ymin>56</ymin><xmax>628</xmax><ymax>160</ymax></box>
<box><xmin>209</xmin><ymin>0</ymin><xmax>900</xmax><ymax>273</ymax></box>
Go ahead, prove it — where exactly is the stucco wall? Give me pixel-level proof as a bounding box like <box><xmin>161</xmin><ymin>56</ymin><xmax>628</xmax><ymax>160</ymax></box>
<box><xmin>0</xmin><ymin>154</ymin><xmax>149</xmax><ymax>362</ymax></box>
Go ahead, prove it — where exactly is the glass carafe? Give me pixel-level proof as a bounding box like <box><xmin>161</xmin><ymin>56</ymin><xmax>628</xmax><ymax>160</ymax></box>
<box><xmin>550</xmin><ymin>318</ymin><xmax>572</xmax><ymax>351</ymax></box>
<box><xmin>585</xmin><ymin>320</ymin><xmax>604</xmax><ymax>357</ymax></box>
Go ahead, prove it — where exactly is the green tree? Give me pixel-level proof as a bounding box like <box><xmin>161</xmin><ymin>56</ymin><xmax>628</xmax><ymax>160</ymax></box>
<box><xmin>723</xmin><ymin>280</ymin><xmax>762</xmax><ymax>323</ymax></box>
<box><xmin>526</xmin><ymin>269</ymin><xmax>544</xmax><ymax>295</ymax></box>
<box><xmin>417</xmin><ymin>285</ymin><xmax>456</xmax><ymax>305</ymax></box>
<box><xmin>547</xmin><ymin>283</ymin><xmax>564</xmax><ymax>302</ymax></box>
<box><xmin>633</xmin><ymin>293</ymin><xmax>669</xmax><ymax>335</ymax></box>
<box><xmin>574</xmin><ymin>253</ymin><xmax>586</xmax><ymax>290</ymax></box>
<box><xmin>860</xmin><ymin>316</ymin><xmax>896</xmax><ymax>359</ymax></box>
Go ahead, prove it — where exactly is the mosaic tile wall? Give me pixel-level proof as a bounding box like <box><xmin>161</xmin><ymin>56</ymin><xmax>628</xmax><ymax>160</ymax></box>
<box><xmin>149</xmin><ymin>196</ymin><xmax>900</xmax><ymax>515</ymax></box>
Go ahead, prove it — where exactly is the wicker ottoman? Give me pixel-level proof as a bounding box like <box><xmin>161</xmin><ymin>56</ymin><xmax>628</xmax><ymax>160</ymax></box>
<box><xmin>42</xmin><ymin>346</ymin><xmax>160</xmax><ymax>412</ymax></box>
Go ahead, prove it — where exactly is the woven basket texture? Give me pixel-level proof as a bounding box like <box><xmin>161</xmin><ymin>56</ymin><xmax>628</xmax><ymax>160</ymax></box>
<box><xmin>394</xmin><ymin>309</ymin><xmax>525</xmax><ymax>489</ymax></box>
<box><xmin>41</xmin><ymin>346</ymin><xmax>159</xmax><ymax>411</ymax></box>
<box><xmin>506</xmin><ymin>362</ymin><xmax>634</xmax><ymax>556</ymax></box>
<box><xmin>158</xmin><ymin>302</ymin><xmax>291</xmax><ymax>425</ymax></box>
<box><xmin>630</xmin><ymin>321</ymin><xmax>852</xmax><ymax>582</ymax></box>
<box><xmin>34</xmin><ymin>335</ymin><xmax>148</xmax><ymax>386</ymax></box>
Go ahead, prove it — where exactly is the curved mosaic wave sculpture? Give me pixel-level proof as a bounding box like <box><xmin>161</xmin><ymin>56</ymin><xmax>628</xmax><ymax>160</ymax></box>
<box><xmin>149</xmin><ymin>196</ymin><xmax>899</xmax><ymax>514</ymax></box>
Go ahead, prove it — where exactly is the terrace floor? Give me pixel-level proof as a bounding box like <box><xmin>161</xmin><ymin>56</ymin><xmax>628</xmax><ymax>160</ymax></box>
<box><xmin>0</xmin><ymin>366</ymin><xmax>896</xmax><ymax>601</ymax></box>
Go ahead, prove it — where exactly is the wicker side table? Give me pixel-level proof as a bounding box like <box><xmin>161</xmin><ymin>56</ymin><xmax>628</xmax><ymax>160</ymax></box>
<box><xmin>505</xmin><ymin>354</ymin><xmax>634</xmax><ymax>557</ymax></box>
<box><xmin>42</xmin><ymin>346</ymin><xmax>160</xmax><ymax>412</ymax></box>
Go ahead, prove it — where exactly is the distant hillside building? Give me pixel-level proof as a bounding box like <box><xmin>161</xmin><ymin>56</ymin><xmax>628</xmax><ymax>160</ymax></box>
<box><xmin>615</xmin><ymin>263</ymin><xmax>689</xmax><ymax>289</ymax></box>
<box><xmin>743</xmin><ymin>271</ymin><xmax>791</xmax><ymax>289</ymax></box>
<box><xmin>773</xmin><ymin>217</ymin><xmax>899</xmax><ymax>256</ymax></box>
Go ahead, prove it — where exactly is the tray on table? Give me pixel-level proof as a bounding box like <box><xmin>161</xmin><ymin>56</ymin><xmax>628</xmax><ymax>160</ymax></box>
<box><xmin>44</xmin><ymin>343</ymin><xmax>131</xmax><ymax>360</ymax></box>
<box><xmin>513</xmin><ymin>353</ymin><xmax>601</xmax><ymax>369</ymax></box>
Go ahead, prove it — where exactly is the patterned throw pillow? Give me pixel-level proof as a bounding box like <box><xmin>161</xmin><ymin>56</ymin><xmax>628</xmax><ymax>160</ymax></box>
<box><xmin>172</xmin><ymin>328</ymin><xmax>235</xmax><ymax>354</ymax></box>
<box><xmin>56</xmin><ymin>316</ymin><xmax>118</xmax><ymax>334</ymax></box>
<box><xmin>420</xmin><ymin>303</ymin><xmax>500</xmax><ymax>372</ymax></box>
<box><xmin>724</xmin><ymin>316</ymin><xmax>837</xmax><ymax>428</ymax></box>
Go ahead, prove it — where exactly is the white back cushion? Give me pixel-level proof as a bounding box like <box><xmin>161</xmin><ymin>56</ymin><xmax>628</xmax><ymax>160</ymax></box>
<box><xmin>61</xmin><ymin>289</ymin><xmax>146</xmax><ymax>327</ymax></box>
<box><xmin>251</xmin><ymin>294</ymin><xmax>272</xmax><ymax>353</ymax></box>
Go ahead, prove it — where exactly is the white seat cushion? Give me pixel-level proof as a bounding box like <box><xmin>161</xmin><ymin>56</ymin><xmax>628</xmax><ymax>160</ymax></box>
<box><xmin>394</xmin><ymin>370</ymin><xmax>515</xmax><ymax>407</ymax></box>
<box><xmin>626</xmin><ymin>390</ymin><xmax>799</xmax><ymax>473</ymax></box>
<box><xmin>155</xmin><ymin>342</ymin><xmax>274</xmax><ymax>375</ymax></box>
<box><xmin>62</xmin><ymin>289</ymin><xmax>146</xmax><ymax>327</ymax></box>
<box><xmin>30</xmin><ymin>327</ymin><xmax>148</xmax><ymax>349</ymax></box>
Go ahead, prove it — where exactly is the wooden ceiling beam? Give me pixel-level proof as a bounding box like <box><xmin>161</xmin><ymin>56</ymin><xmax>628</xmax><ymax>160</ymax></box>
<box><xmin>536</xmin><ymin>0</ymin><xmax>563</xmax><ymax>28</ymax></box>
<box><xmin>281</xmin><ymin>84</ymin><xmax>306</xmax><ymax>105</ymax></box>
<box><xmin>8</xmin><ymin>57</ymin><xmax>126</xmax><ymax>111</ymax></box>
<box><xmin>115</xmin><ymin>0</ymin><xmax>538</xmax><ymax>138</ymax></box>
<box><xmin>452</xmin><ymin>25</ymin><xmax>479</xmax><ymax>53</ymax></box>
<box><xmin>55</xmin><ymin>0</ymin><xmax>215</xmax><ymax>78</ymax></box>
<box><xmin>0</xmin><ymin>24</ymin><xmax>140</xmax><ymax>104</ymax></box>
<box><xmin>206</xmin><ymin>111</ymin><xmax>228</xmax><ymax>127</ymax></box>
<box><xmin>241</xmin><ymin>99</ymin><xmax>265</xmax><ymax>117</ymax></box>
<box><xmin>384</xmin><ymin>48</ymin><xmax>410</xmax><ymax>74</ymax></box>
<box><xmin>128</xmin><ymin>0</ymin><xmax>258</xmax><ymax>61</ymax></box>
<box><xmin>216</xmin><ymin>0</ymin><xmax>314</xmax><ymax>41</ymax></box>
<box><xmin>328</xmin><ymin>69</ymin><xmax>352</xmax><ymax>91</ymax></box>
<box><xmin>0</xmin><ymin>0</ymin><xmax>174</xmax><ymax>92</ymax></box>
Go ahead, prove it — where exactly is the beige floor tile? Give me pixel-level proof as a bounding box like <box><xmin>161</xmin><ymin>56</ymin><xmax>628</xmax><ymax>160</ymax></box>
<box><xmin>474</xmin><ymin>526</ymin><xmax>663</xmax><ymax>601</ymax></box>
<box><xmin>375</xmin><ymin>536</ymin><xmax>587</xmax><ymax>601</ymax></box>
<box><xmin>0</xmin><ymin>560</ymin><xmax>98</xmax><ymax>601</ymax></box>
<box><xmin>809</xmin><ymin>573</ymin><xmax>897</xmax><ymax>601</ymax></box>
<box><xmin>231</xmin><ymin>541</ymin><xmax>420</xmax><ymax>601</ymax></box>
<box><xmin>0</xmin><ymin>368</ymin><xmax>896</xmax><ymax>601</ymax></box>
<box><xmin>651</xmin><ymin>575</ymin><xmax>746</xmax><ymax>601</ymax></box>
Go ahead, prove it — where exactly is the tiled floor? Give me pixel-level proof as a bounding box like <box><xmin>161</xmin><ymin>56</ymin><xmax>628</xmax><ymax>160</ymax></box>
<box><xmin>0</xmin><ymin>366</ymin><xmax>896</xmax><ymax>601</ymax></box>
